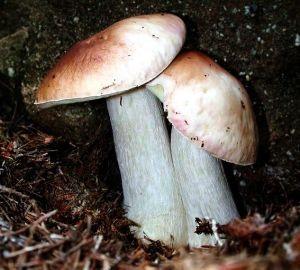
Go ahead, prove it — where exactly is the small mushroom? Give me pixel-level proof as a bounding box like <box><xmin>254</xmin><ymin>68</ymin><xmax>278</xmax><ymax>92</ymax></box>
<box><xmin>36</xmin><ymin>14</ymin><xmax>187</xmax><ymax>246</ymax></box>
<box><xmin>146</xmin><ymin>51</ymin><xmax>258</xmax><ymax>247</ymax></box>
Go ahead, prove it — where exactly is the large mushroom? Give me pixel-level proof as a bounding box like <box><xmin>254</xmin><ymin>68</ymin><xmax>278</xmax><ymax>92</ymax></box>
<box><xmin>36</xmin><ymin>14</ymin><xmax>188</xmax><ymax>246</ymax></box>
<box><xmin>146</xmin><ymin>51</ymin><xmax>258</xmax><ymax>247</ymax></box>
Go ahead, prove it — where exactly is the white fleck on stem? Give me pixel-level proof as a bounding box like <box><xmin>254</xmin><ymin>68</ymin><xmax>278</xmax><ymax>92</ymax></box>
<box><xmin>107</xmin><ymin>87</ymin><xmax>187</xmax><ymax>246</ymax></box>
<box><xmin>211</xmin><ymin>219</ymin><xmax>223</xmax><ymax>246</ymax></box>
<box><xmin>171</xmin><ymin>128</ymin><xmax>239</xmax><ymax>247</ymax></box>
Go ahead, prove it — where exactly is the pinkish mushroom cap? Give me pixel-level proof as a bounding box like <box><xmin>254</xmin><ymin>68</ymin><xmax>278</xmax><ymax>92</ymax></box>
<box><xmin>36</xmin><ymin>13</ymin><xmax>186</xmax><ymax>108</ymax></box>
<box><xmin>146</xmin><ymin>51</ymin><xmax>258</xmax><ymax>165</ymax></box>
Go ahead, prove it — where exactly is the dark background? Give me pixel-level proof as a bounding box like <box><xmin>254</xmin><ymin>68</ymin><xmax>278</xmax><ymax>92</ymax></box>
<box><xmin>1</xmin><ymin>0</ymin><xmax>299</xmax><ymax>215</ymax></box>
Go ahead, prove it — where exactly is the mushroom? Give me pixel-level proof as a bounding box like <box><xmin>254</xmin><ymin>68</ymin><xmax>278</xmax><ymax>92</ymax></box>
<box><xmin>35</xmin><ymin>14</ymin><xmax>187</xmax><ymax>246</ymax></box>
<box><xmin>107</xmin><ymin>88</ymin><xmax>187</xmax><ymax>245</ymax></box>
<box><xmin>146</xmin><ymin>51</ymin><xmax>258</xmax><ymax>247</ymax></box>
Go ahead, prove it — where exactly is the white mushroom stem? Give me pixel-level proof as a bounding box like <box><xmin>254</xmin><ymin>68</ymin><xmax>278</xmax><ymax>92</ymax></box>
<box><xmin>171</xmin><ymin>128</ymin><xmax>239</xmax><ymax>247</ymax></box>
<box><xmin>107</xmin><ymin>87</ymin><xmax>187</xmax><ymax>246</ymax></box>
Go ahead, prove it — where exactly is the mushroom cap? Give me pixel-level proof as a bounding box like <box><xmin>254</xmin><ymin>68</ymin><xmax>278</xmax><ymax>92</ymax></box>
<box><xmin>147</xmin><ymin>51</ymin><xmax>258</xmax><ymax>165</ymax></box>
<box><xmin>36</xmin><ymin>13</ymin><xmax>186</xmax><ymax>108</ymax></box>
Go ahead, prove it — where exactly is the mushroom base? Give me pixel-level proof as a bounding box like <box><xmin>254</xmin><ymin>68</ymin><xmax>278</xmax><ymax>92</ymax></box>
<box><xmin>107</xmin><ymin>88</ymin><xmax>187</xmax><ymax>247</ymax></box>
<box><xmin>171</xmin><ymin>128</ymin><xmax>239</xmax><ymax>247</ymax></box>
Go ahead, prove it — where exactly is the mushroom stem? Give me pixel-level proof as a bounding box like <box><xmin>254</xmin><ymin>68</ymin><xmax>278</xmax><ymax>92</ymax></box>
<box><xmin>107</xmin><ymin>87</ymin><xmax>187</xmax><ymax>246</ymax></box>
<box><xmin>171</xmin><ymin>128</ymin><xmax>239</xmax><ymax>247</ymax></box>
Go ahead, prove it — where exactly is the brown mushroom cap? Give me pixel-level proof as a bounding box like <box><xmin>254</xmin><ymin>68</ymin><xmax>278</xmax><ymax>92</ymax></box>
<box><xmin>36</xmin><ymin>13</ymin><xmax>186</xmax><ymax>108</ymax></box>
<box><xmin>146</xmin><ymin>51</ymin><xmax>258</xmax><ymax>165</ymax></box>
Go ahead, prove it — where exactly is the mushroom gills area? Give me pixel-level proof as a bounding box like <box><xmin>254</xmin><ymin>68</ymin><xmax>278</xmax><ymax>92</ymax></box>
<box><xmin>171</xmin><ymin>128</ymin><xmax>239</xmax><ymax>247</ymax></box>
<box><xmin>107</xmin><ymin>88</ymin><xmax>187</xmax><ymax>246</ymax></box>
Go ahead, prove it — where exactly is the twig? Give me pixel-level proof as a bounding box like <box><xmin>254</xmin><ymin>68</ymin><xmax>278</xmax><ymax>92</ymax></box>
<box><xmin>3</xmin><ymin>242</ymin><xmax>52</xmax><ymax>258</ymax></box>
<box><xmin>0</xmin><ymin>210</ymin><xmax>57</xmax><ymax>237</ymax></box>
<box><xmin>0</xmin><ymin>184</ymin><xmax>29</xmax><ymax>199</ymax></box>
<box><xmin>65</xmin><ymin>238</ymin><xmax>93</xmax><ymax>256</ymax></box>
<box><xmin>93</xmin><ymin>235</ymin><xmax>103</xmax><ymax>252</ymax></box>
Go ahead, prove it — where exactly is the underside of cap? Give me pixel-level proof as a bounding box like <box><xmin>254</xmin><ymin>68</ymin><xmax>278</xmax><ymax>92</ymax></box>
<box><xmin>147</xmin><ymin>51</ymin><xmax>258</xmax><ymax>165</ymax></box>
<box><xmin>36</xmin><ymin>13</ymin><xmax>186</xmax><ymax>108</ymax></box>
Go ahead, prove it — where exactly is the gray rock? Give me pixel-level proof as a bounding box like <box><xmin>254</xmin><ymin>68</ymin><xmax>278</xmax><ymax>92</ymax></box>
<box><xmin>0</xmin><ymin>27</ymin><xmax>28</xmax><ymax>77</ymax></box>
<box><xmin>0</xmin><ymin>28</ymin><xmax>28</xmax><ymax>117</ymax></box>
<box><xmin>22</xmin><ymin>81</ymin><xmax>111</xmax><ymax>145</ymax></box>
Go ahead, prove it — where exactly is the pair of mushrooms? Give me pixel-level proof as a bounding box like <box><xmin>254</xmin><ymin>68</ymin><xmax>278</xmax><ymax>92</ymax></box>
<box><xmin>36</xmin><ymin>14</ymin><xmax>258</xmax><ymax>248</ymax></box>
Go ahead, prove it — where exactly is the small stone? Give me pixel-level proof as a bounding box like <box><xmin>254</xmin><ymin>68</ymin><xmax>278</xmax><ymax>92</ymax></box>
<box><xmin>240</xmin><ymin>180</ymin><xmax>246</xmax><ymax>187</ymax></box>
<box><xmin>232</xmin><ymin>8</ymin><xmax>238</xmax><ymax>14</ymax></box>
<box><xmin>7</xmin><ymin>67</ymin><xmax>15</xmax><ymax>77</ymax></box>
<box><xmin>244</xmin><ymin>6</ymin><xmax>250</xmax><ymax>15</ymax></box>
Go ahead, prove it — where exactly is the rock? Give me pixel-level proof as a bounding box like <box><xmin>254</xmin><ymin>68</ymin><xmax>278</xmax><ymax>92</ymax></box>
<box><xmin>22</xmin><ymin>82</ymin><xmax>111</xmax><ymax>144</ymax></box>
<box><xmin>0</xmin><ymin>28</ymin><xmax>29</xmax><ymax>117</ymax></box>
<box><xmin>0</xmin><ymin>27</ymin><xmax>28</xmax><ymax>77</ymax></box>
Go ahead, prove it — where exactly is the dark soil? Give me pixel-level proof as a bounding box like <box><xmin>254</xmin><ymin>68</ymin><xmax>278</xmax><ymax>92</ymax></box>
<box><xmin>0</xmin><ymin>0</ymin><xmax>299</xmax><ymax>269</ymax></box>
